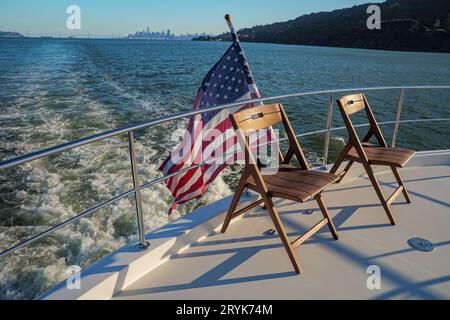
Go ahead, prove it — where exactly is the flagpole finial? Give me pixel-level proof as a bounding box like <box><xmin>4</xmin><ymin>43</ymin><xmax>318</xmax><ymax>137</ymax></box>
<box><xmin>225</xmin><ymin>14</ymin><xmax>232</xmax><ymax>23</ymax></box>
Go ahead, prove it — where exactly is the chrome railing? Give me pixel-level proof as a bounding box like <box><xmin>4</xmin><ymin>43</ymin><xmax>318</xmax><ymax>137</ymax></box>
<box><xmin>1</xmin><ymin>85</ymin><xmax>449</xmax><ymax>258</ymax></box>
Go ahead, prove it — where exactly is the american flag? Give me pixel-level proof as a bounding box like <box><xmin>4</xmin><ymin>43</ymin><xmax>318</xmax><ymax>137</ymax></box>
<box><xmin>159</xmin><ymin>34</ymin><xmax>264</xmax><ymax>213</ymax></box>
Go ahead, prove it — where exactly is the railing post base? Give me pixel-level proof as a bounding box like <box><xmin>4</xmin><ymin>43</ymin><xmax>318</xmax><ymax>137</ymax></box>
<box><xmin>137</xmin><ymin>241</ymin><xmax>151</xmax><ymax>251</ymax></box>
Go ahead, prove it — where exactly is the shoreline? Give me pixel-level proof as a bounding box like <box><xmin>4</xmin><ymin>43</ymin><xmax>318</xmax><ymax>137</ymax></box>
<box><xmin>2</xmin><ymin>36</ymin><xmax>450</xmax><ymax>55</ymax></box>
<box><xmin>192</xmin><ymin>38</ymin><xmax>450</xmax><ymax>55</ymax></box>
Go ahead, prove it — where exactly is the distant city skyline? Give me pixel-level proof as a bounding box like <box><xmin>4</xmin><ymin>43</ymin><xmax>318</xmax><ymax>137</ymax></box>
<box><xmin>0</xmin><ymin>0</ymin><xmax>374</xmax><ymax>37</ymax></box>
<box><xmin>128</xmin><ymin>26</ymin><xmax>202</xmax><ymax>40</ymax></box>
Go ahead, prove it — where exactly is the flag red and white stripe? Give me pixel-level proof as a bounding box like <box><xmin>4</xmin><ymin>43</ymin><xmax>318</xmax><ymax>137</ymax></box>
<box><xmin>160</xmin><ymin>35</ymin><xmax>265</xmax><ymax>213</ymax></box>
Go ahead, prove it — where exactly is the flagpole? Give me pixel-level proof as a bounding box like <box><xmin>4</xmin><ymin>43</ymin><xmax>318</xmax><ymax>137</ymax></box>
<box><xmin>225</xmin><ymin>14</ymin><xmax>254</xmax><ymax>199</ymax></box>
<box><xmin>225</xmin><ymin>14</ymin><xmax>239</xmax><ymax>42</ymax></box>
<box><xmin>224</xmin><ymin>13</ymin><xmax>259</xmax><ymax>97</ymax></box>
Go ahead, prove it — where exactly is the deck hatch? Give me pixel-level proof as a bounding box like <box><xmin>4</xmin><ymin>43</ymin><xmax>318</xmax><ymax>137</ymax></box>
<box><xmin>407</xmin><ymin>237</ymin><xmax>435</xmax><ymax>252</ymax></box>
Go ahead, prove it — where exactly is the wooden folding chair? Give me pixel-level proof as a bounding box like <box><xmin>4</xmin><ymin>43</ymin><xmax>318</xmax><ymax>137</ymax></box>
<box><xmin>221</xmin><ymin>103</ymin><xmax>339</xmax><ymax>274</ymax></box>
<box><xmin>330</xmin><ymin>93</ymin><xmax>416</xmax><ymax>225</ymax></box>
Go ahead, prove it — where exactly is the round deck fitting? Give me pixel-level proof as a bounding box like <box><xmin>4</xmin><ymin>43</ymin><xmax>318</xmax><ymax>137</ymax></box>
<box><xmin>407</xmin><ymin>238</ymin><xmax>435</xmax><ymax>252</ymax></box>
<box><xmin>264</xmin><ymin>229</ymin><xmax>276</xmax><ymax>236</ymax></box>
<box><xmin>304</xmin><ymin>209</ymin><xmax>314</xmax><ymax>215</ymax></box>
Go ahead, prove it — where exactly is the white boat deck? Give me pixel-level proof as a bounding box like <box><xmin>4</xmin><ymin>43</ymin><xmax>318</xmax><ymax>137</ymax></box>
<box><xmin>42</xmin><ymin>151</ymin><xmax>450</xmax><ymax>300</ymax></box>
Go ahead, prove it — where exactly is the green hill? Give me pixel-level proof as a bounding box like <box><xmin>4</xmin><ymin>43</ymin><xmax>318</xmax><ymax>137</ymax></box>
<box><xmin>195</xmin><ymin>0</ymin><xmax>450</xmax><ymax>53</ymax></box>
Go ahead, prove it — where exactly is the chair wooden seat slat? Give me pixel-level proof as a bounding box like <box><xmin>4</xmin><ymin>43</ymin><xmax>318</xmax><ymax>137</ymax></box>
<box><xmin>347</xmin><ymin>145</ymin><xmax>415</xmax><ymax>167</ymax></box>
<box><xmin>221</xmin><ymin>103</ymin><xmax>339</xmax><ymax>274</ymax></box>
<box><xmin>331</xmin><ymin>93</ymin><xmax>416</xmax><ymax>225</ymax></box>
<box><xmin>247</xmin><ymin>170</ymin><xmax>339</xmax><ymax>203</ymax></box>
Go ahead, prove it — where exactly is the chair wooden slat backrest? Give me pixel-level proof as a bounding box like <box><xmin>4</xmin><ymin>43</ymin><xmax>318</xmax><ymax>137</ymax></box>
<box><xmin>340</xmin><ymin>93</ymin><xmax>366</xmax><ymax>115</ymax></box>
<box><xmin>338</xmin><ymin>94</ymin><xmax>388</xmax><ymax>148</ymax></box>
<box><xmin>230</xmin><ymin>103</ymin><xmax>309</xmax><ymax>170</ymax></box>
<box><xmin>232</xmin><ymin>104</ymin><xmax>283</xmax><ymax>133</ymax></box>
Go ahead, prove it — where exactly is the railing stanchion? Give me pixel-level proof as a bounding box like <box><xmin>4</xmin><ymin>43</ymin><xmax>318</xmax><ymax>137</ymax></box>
<box><xmin>323</xmin><ymin>93</ymin><xmax>334</xmax><ymax>169</ymax></box>
<box><xmin>392</xmin><ymin>89</ymin><xmax>404</xmax><ymax>147</ymax></box>
<box><xmin>128</xmin><ymin>131</ymin><xmax>150</xmax><ymax>250</ymax></box>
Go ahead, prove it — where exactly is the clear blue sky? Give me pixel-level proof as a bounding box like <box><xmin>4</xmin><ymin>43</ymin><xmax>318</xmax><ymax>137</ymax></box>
<box><xmin>0</xmin><ymin>0</ymin><xmax>374</xmax><ymax>36</ymax></box>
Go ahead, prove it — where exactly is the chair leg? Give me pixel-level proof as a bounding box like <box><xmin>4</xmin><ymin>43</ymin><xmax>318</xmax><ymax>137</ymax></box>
<box><xmin>316</xmin><ymin>195</ymin><xmax>338</xmax><ymax>240</ymax></box>
<box><xmin>263</xmin><ymin>196</ymin><xmax>303</xmax><ymax>274</ymax></box>
<box><xmin>330</xmin><ymin>144</ymin><xmax>354</xmax><ymax>184</ymax></box>
<box><xmin>391</xmin><ymin>167</ymin><xmax>411</xmax><ymax>203</ymax></box>
<box><xmin>330</xmin><ymin>154</ymin><xmax>345</xmax><ymax>175</ymax></box>
<box><xmin>336</xmin><ymin>160</ymin><xmax>354</xmax><ymax>183</ymax></box>
<box><xmin>365</xmin><ymin>165</ymin><xmax>396</xmax><ymax>225</ymax></box>
<box><xmin>330</xmin><ymin>143</ymin><xmax>352</xmax><ymax>175</ymax></box>
<box><xmin>221</xmin><ymin>169</ymin><xmax>250</xmax><ymax>233</ymax></box>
